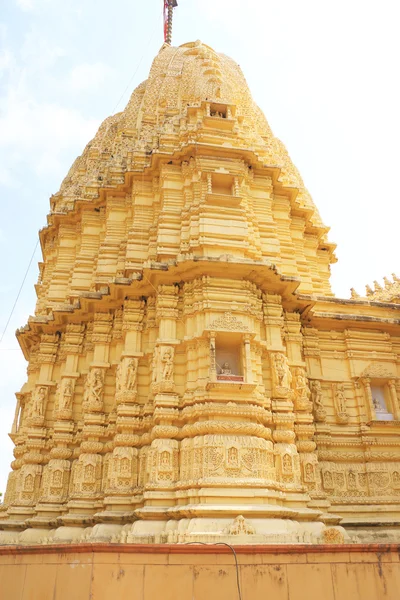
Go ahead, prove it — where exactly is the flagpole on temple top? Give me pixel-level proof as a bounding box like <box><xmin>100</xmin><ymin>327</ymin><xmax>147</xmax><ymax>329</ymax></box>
<box><xmin>164</xmin><ymin>0</ymin><xmax>178</xmax><ymax>45</ymax></box>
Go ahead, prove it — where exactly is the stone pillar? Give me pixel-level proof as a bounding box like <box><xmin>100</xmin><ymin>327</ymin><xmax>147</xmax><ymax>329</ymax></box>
<box><xmin>66</xmin><ymin>313</ymin><xmax>112</xmax><ymax>524</ymax></box>
<box><xmin>388</xmin><ymin>379</ymin><xmax>399</xmax><ymax>420</ymax></box>
<box><xmin>243</xmin><ymin>334</ymin><xmax>253</xmax><ymax>384</ymax></box>
<box><xmin>209</xmin><ymin>332</ymin><xmax>217</xmax><ymax>382</ymax></box>
<box><xmin>36</xmin><ymin>325</ymin><xmax>85</xmax><ymax>525</ymax></box>
<box><xmin>11</xmin><ymin>394</ymin><xmax>22</xmax><ymax>435</ymax></box>
<box><xmin>145</xmin><ymin>285</ymin><xmax>180</xmax><ymax>514</ymax></box>
<box><xmin>101</xmin><ymin>299</ymin><xmax>144</xmax><ymax>519</ymax></box>
<box><xmin>10</xmin><ymin>334</ymin><xmax>59</xmax><ymax>525</ymax></box>
<box><xmin>361</xmin><ymin>378</ymin><xmax>373</xmax><ymax>421</ymax></box>
<box><xmin>263</xmin><ymin>294</ymin><xmax>283</xmax><ymax>349</ymax></box>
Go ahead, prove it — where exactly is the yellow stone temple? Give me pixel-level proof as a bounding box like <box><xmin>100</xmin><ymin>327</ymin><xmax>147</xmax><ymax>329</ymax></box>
<box><xmin>1</xmin><ymin>40</ymin><xmax>400</xmax><ymax>547</ymax></box>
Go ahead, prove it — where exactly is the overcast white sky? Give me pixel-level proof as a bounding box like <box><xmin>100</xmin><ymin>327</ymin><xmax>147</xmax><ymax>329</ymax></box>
<box><xmin>0</xmin><ymin>0</ymin><xmax>399</xmax><ymax>493</ymax></box>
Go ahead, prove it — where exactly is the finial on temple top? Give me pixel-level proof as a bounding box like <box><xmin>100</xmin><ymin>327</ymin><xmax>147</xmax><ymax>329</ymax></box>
<box><xmin>164</xmin><ymin>0</ymin><xmax>178</xmax><ymax>45</ymax></box>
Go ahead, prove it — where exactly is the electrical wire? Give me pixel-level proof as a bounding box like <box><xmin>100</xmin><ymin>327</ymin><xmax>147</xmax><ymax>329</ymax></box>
<box><xmin>0</xmin><ymin>14</ymin><xmax>162</xmax><ymax>349</ymax></box>
<box><xmin>0</xmin><ymin>239</ymin><xmax>39</xmax><ymax>344</ymax></box>
<box><xmin>111</xmin><ymin>13</ymin><xmax>162</xmax><ymax>115</ymax></box>
<box><xmin>183</xmin><ymin>542</ymin><xmax>243</xmax><ymax>600</ymax></box>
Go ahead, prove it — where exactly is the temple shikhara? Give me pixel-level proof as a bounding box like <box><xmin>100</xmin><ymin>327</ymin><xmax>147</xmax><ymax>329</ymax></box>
<box><xmin>2</xmin><ymin>40</ymin><xmax>400</xmax><ymax>548</ymax></box>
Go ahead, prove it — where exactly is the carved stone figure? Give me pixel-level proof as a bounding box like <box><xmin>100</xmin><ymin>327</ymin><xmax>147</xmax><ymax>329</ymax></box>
<box><xmin>272</xmin><ymin>353</ymin><xmax>292</xmax><ymax>394</ymax></box>
<box><xmin>32</xmin><ymin>386</ymin><xmax>47</xmax><ymax>418</ymax></box>
<box><xmin>333</xmin><ymin>383</ymin><xmax>349</xmax><ymax>424</ymax></box>
<box><xmin>162</xmin><ymin>348</ymin><xmax>174</xmax><ymax>381</ymax></box>
<box><xmin>293</xmin><ymin>368</ymin><xmax>311</xmax><ymax>410</ymax></box>
<box><xmin>311</xmin><ymin>380</ymin><xmax>326</xmax><ymax>422</ymax></box>
<box><xmin>126</xmin><ymin>358</ymin><xmax>138</xmax><ymax>391</ymax></box>
<box><xmin>60</xmin><ymin>379</ymin><xmax>73</xmax><ymax>411</ymax></box>
<box><xmin>116</xmin><ymin>358</ymin><xmax>138</xmax><ymax>395</ymax></box>
<box><xmin>226</xmin><ymin>515</ymin><xmax>255</xmax><ymax>535</ymax></box>
<box><xmin>220</xmin><ymin>361</ymin><xmax>232</xmax><ymax>375</ymax></box>
<box><xmin>83</xmin><ymin>368</ymin><xmax>104</xmax><ymax>412</ymax></box>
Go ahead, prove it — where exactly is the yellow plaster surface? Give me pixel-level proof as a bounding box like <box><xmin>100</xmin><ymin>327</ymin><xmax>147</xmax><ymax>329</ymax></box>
<box><xmin>0</xmin><ymin>547</ymin><xmax>399</xmax><ymax>600</ymax></box>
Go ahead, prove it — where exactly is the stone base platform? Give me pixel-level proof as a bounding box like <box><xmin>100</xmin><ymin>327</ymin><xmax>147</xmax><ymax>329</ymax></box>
<box><xmin>1</xmin><ymin>542</ymin><xmax>399</xmax><ymax>600</ymax></box>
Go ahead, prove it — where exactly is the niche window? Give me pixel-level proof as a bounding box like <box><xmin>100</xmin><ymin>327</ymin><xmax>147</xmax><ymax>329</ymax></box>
<box><xmin>215</xmin><ymin>333</ymin><xmax>243</xmax><ymax>382</ymax></box>
<box><xmin>210</xmin><ymin>103</ymin><xmax>227</xmax><ymax>118</ymax></box>
<box><xmin>370</xmin><ymin>385</ymin><xmax>394</xmax><ymax>421</ymax></box>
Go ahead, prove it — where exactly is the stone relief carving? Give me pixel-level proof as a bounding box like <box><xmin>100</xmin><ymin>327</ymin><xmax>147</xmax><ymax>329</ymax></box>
<box><xmin>116</xmin><ymin>357</ymin><xmax>138</xmax><ymax>402</ymax></box>
<box><xmin>225</xmin><ymin>515</ymin><xmax>255</xmax><ymax>535</ymax></box>
<box><xmin>27</xmin><ymin>386</ymin><xmax>48</xmax><ymax>425</ymax></box>
<box><xmin>292</xmin><ymin>368</ymin><xmax>311</xmax><ymax>411</ymax></box>
<box><xmin>208</xmin><ymin>311</ymin><xmax>249</xmax><ymax>332</ymax></box>
<box><xmin>360</xmin><ymin>363</ymin><xmax>397</xmax><ymax>379</ymax></box>
<box><xmin>310</xmin><ymin>380</ymin><xmax>326</xmax><ymax>422</ymax></box>
<box><xmin>162</xmin><ymin>347</ymin><xmax>174</xmax><ymax>381</ymax></box>
<box><xmin>55</xmin><ymin>378</ymin><xmax>75</xmax><ymax>419</ymax></box>
<box><xmin>40</xmin><ymin>459</ymin><xmax>71</xmax><ymax>503</ymax></box>
<box><xmin>83</xmin><ymin>368</ymin><xmax>105</xmax><ymax>412</ymax></box>
<box><xmin>271</xmin><ymin>352</ymin><xmax>292</xmax><ymax>397</ymax></box>
<box><xmin>71</xmin><ymin>454</ymin><xmax>103</xmax><ymax>498</ymax></box>
<box><xmin>32</xmin><ymin>386</ymin><xmax>47</xmax><ymax>418</ymax></box>
<box><xmin>333</xmin><ymin>383</ymin><xmax>349</xmax><ymax>424</ymax></box>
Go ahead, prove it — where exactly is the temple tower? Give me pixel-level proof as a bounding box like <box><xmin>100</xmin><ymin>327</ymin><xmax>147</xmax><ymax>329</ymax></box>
<box><xmin>1</xmin><ymin>41</ymin><xmax>400</xmax><ymax>546</ymax></box>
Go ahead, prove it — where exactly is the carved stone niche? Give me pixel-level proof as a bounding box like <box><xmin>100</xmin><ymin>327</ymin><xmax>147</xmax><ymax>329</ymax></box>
<box><xmin>151</xmin><ymin>345</ymin><xmax>176</xmax><ymax>394</ymax></box>
<box><xmin>359</xmin><ymin>363</ymin><xmax>399</xmax><ymax>421</ymax></box>
<box><xmin>206</xmin><ymin>312</ymin><xmax>254</xmax><ymax>387</ymax></box>
<box><xmin>205</xmin><ymin>171</ymin><xmax>242</xmax><ymax>206</ymax></box>
<box><xmin>115</xmin><ymin>356</ymin><xmax>139</xmax><ymax>404</ymax></box>
<box><xmin>270</xmin><ymin>351</ymin><xmax>292</xmax><ymax>399</ymax></box>
<box><xmin>203</xmin><ymin>101</ymin><xmax>236</xmax><ymax>126</ymax></box>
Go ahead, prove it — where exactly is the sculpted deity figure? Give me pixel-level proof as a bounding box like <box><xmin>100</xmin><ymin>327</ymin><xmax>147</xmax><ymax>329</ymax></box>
<box><xmin>116</xmin><ymin>358</ymin><xmax>138</xmax><ymax>394</ymax></box>
<box><xmin>32</xmin><ymin>386</ymin><xmax>47</xmax><ymax>417</ymax></box>
<box><xmin>273</xmin><ymin>353</ymin><xmax>291</xmax><ymax>389</ymax></box>
<box><xmin>220</xmin><ymin>362</ymin><xmax>232</xmax><ymax>375</ymax></box>
<box><xmin>311</xmin><ymin>380</ymin><xmax>326</xmax><ymax>422</ymax></box>
<box><xmin>60</xmin><ymin>379</ymin><xmax>73</xmax><ymax>411</ymax></box>
<box><xmin>126</xmin><ymin>358</ymin><xmax>138</xmax><ymax>391</ymax></box>
<box><xmin>293</xmin><ymin>368</ymin><xmax>311</xmax><ymax>410</ymax></box>
<box><xmin>333</xmin><ymin>383</ymin><xmax>349</xmax><ymax>423</ymax></box>
<box><xmin>83</xmin><ymin>368</ymin><xmax>104</xmax><ymax>411</ymax></box>
<box><xmin>162</xmin><ymin>348</ymin><xmax>174</xmax><ymax>381</ymax></box>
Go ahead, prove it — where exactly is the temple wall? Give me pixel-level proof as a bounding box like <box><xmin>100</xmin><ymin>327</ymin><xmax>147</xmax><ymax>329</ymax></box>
<box><xmin>1</xmin><ymin>544</ymin><xmax>399</xmax><ymax>599</ymax></box>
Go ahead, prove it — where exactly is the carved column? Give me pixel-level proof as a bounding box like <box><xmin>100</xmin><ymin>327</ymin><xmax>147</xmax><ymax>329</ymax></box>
<box><xmin>66</xmin><ymin>313</ymin><xmax>112</xmax><ymax>524</ymax></box>
<box><xmin>264</xmin><ymin>297</ymin><xmax>303</xmax><ymax>498</ymax></box>
<box><xmin>11</xmin><ymin>394</ymin><xmax>22</xmax><ymax>435</ymax></box>
<box><xmin>243</xmin><ymin>334</ymin><xmax>253</xmax><ymax>384</ymax></box>
<box><xmin>361</xmin><ymin>378</ymin><xmax>373</xmax><ymax>421</ymax></box>
<box><xmin>37</xmin><ymin>325</ymin><xmax>85</xmax><ymax>524</ymax></box>
<box><xmin>11</xmin><ymin>334</ymin><xmax>58</xmax><ymax>525</ymax></box>
<box><xmin>263</xmin><ymin>294</ymin><xmax>283</xmax><ymax>349</ymax></box>
<box><xmin>146</xmin><ymin>285</ymin><xmax>180</xmax><ymax>508</ymax></box>
<box><xmin>388</xmin><ymin>379</ymin><xmax>400</xmax><ymax>420</ymax></box>
<box><xmin>101</xmin><ymin>300</ymin><xmax>144</xmax><ymax>518</ymax></box>
<box><xmin>209</xmin><ymin>332</ymin><xmax>217</xmax><ymax>382</ymax></box>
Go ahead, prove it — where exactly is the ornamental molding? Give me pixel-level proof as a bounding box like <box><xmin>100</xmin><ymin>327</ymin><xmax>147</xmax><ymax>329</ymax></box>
<box><xmin>359</xmin><ymin>362</ymin><xmax>397</xmax><ymax>380</ymax></box>
<box><xmin>207</xmin><ymin>311</ymin><xmax>249</xmax><ymax>332</ymax></box>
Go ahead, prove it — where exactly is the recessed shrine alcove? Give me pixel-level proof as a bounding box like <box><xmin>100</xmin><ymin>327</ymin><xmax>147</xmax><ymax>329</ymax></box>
<box><xmin>212</xmin><ymin>173</ymin><xmax>235</xmax><ymax>196</ymax></box>
<box><xmin>370</xmin><ymin>384</ymin><xmax>394</xmax><ymax>421</ymax></box>
<box><xmin>215</xmin><ymin>332</ymin><xmax>244</xmax><ymax>382</ymax></box>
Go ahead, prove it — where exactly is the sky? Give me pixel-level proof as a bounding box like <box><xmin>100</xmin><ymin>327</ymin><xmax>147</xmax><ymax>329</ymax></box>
<box><xmin>0</xmin><ymin>0</ymin><xmax>399</xmax><ymax>494</ymax></box>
